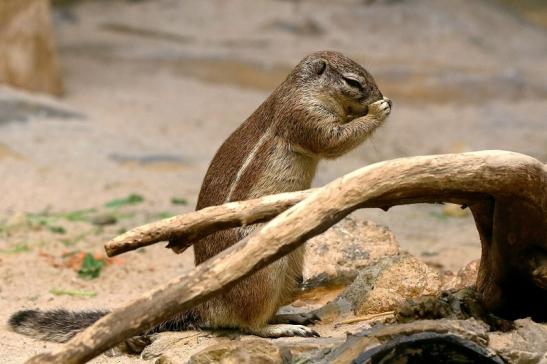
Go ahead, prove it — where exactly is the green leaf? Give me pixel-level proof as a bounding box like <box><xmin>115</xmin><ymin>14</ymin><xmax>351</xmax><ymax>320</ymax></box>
<box><xmin>105</xmin><ymin>194</ymin><xmax>144</xmax><ymax>209</ymax></box>
<box><xmin>48</xmin><ymin>225</ymin><xmax>66</xmax><ymax>234</ymax></box>
<box><xmin>0</xmin><ymin>243</ymin><xmax>30</xmax><ymax>254</ymax></box>
<box><xmin>170</xmin><ymin>197</ymin><xmax>188</xmax><ymax>205</ymax></box>
<box><xmin>78</xmin><ymin>253</ymin><xmax>105</xmax><ymax>279</ymax></box>
<box><xmin>50</xmin><ymin>288</ymin><xmax>97</xmax><ymax>297</ymax></box>
<box><xmin>61</xmin><ymin>208</ymin><xmax>97</xmax><ymax>222</ymax></box>
<box><xmin>26</xmin><ymin>212</ymin><xmax>57</xmax><ymax>227</ymax></box>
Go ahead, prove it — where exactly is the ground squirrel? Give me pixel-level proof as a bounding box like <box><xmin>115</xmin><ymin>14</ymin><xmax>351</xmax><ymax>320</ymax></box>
<box><xmin>9</xmin><ymin>51</ymin><xmax>391</xmax><ymax>344</ymax></box>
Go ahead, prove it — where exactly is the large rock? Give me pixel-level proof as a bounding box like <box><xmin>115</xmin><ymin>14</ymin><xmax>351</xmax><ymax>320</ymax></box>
<box><xmin>140</xmin><ymin>331</ymin><xmax>231</xmax><ymax>363</ymax></box>
<box><xmin>488</xmin><ymin>318</ymin><xmax>547</xmax><ymax>364</ymax></box>
<box><xmin>188</xmin><ymin>339</ymin><xmax>286</xmax><ymax>364</ymax></box>
<box><xmin>302</xmin><ymin>217</ymin><xmax>399</xmax><ymax>290</ymax></box>
<box><xmin>0</xmin><ymin>0</ymin><xmax>63</xmax><ymax>95</ymax></box>
<box><xmin>441</xmin><ymin>259</ymin><xmax>480</xmax><ymax>290</ymax></box>
<box><xmin>343</xmin><ymin>253</ymin><xmax>441</xmax><ymax>315</ymax></box>
<box><xmin>273</xmin><ymin>337</ymin><xmax>343</xmax><ymax>363</ymax></box>
<box><xmin>316</xmin><ymin>253</ymin><xmax>442</xmax><ymax>319</ymax></box>
<box><xmin>143</xmin><ymin>333</ymin><xmax>290</xmax><ymax>364</ymax></box>
<box><xmin>144</xmin><ymin>332</ymin><xmax>344</xmax><ymax>364</ymax></box>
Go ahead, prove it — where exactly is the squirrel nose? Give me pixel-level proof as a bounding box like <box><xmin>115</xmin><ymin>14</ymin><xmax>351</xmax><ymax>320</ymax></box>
<box><xmin>383</xmin><ymin>97</ymin><xmax>393</xmax><ymax>108</ymax></box>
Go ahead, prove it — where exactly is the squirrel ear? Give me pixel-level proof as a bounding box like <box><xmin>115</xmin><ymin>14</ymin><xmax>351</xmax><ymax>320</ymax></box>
<box><xmin>310</xmin><ymin>58</ymin><xmax>327</xmax><ymax>75</ymax></box>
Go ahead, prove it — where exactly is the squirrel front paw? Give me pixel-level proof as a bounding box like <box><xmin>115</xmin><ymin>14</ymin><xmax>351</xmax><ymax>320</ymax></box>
<box><xmin>368</xmin><ymin>97</ymin><xmax>392</xmax><ymax>121</ymax></box>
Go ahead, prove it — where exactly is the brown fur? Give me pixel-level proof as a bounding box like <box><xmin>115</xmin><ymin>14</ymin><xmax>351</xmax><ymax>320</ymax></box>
<box><xmin>185</xmin><ymin>50</ymin><xmax>391</xmax><ymax>335</ymax></box>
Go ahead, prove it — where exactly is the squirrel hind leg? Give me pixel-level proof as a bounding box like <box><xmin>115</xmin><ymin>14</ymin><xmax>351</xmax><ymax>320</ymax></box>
<box><xmin>245</xmin><ymin>324</ymin><xmax>320</xmax><ymax>338</ymax></box>
<box><xmin>270</xmin><ymin>312</ymin><xmax>321</xmax><ymax>326</ymax></box>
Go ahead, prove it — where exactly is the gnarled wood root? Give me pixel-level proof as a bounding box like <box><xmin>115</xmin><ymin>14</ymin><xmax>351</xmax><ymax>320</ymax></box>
<box><xmin>28</xmin><ymin>151</ymin><xmax>546</xmax><ymax>364</ymax></box>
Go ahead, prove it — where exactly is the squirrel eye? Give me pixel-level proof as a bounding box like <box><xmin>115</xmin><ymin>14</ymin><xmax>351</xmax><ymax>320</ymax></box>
<box><xmin>343</xmin><ymin>77</ymin><xmax>363</xmax><ymax>91</ymax></box>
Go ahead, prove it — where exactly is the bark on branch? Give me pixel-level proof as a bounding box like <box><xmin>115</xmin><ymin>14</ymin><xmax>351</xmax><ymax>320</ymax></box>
<box><xmin>27</xmin><ymin>151</ymin><xmax>547</xmax><ymax>364</ymax></box>
<box><xmin>104</xmin><ymin>189</ymin><xmax>315</xmax><ymax>257</ymax></box>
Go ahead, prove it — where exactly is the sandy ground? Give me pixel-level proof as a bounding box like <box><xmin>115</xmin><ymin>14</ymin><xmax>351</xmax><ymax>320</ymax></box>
<box><xmin>0</xmin><ymin>0</ymin><xmax>546</xmax><ymax>362</ymax></box>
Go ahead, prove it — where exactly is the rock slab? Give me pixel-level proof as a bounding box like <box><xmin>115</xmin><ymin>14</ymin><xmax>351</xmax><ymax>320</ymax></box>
<box><xmin>302</xmin><ymin>217</ymin><xmax>400</xmax><ymax>290</ymax></box>
<box><xmin>316</xmin><ymin>253</ymin><xmax>442</xmax><ymax>320</ymax></box>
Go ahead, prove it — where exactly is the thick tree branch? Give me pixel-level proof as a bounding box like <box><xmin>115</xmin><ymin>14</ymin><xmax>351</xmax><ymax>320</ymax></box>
<box><xmin>105</xmin><ymin>189</ymin><xmax>315</xmax><ymax>257</ymax></box>
<box><xmin>27</xmin><ymin>151</ymin><xmax>546</xmax><ymax>364</ymax></box>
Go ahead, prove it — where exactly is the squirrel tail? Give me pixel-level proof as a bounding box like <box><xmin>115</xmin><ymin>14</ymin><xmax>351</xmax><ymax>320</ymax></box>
<box><xmin>8</xmin><ymin>308</ymin><xmax>108</xmax><ymax>343</ymax></box>
<box><xmin>9</xmin><ymin>308</ymin><xmax>202</xmax><ymax>343</ymax></box>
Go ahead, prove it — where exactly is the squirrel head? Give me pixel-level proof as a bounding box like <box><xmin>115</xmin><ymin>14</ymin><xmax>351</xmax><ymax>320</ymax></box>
<box><xmin>288</xmin><ymin>51</ymin><xmax>384</xmax><ymax>122</ymax></box>
<box><xmin>289</xmin><ymin>51</ymin><xmax>383</xmax><ymax>121</ymax></box>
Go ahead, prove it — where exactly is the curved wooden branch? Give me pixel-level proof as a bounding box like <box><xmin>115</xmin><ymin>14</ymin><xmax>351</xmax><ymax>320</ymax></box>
<box><xmin>28</xmin><ymin>151</ymin><xmax>546</xmax><ymax>364</ymax></box>
<box><xmin>104</xmin><ymin>157</ymin><xmax>544</xmax><ymax>259</ymax></box>
<box><xmin>104</xmin><ymin>189</ymin><xmax>315</xmax><ymax>257</ymax></box>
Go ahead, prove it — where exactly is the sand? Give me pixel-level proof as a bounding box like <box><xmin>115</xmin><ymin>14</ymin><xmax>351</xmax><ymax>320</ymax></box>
<box><xmin>0</xmin><ymin>0</ymin><xmax>546</xmax><ymax>362</ymax></box>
